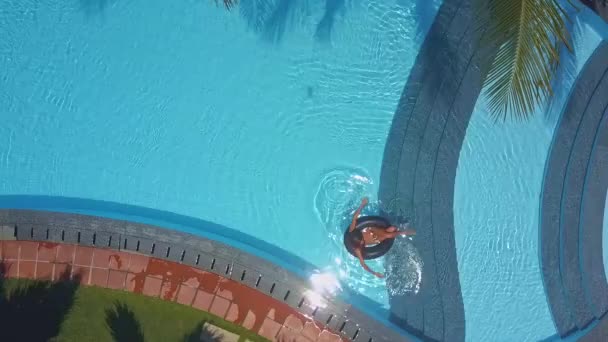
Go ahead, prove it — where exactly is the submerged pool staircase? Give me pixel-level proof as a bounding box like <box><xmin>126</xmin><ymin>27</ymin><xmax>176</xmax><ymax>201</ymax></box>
<box><xmin>378</xmin><ymin>0</ymin><xmax>497</xmax><ymax>340</ymax></box>
<box><xmin>539</xmin><ymin>41</ymin><xmax>608</xmax><ymax>341</ymax></box>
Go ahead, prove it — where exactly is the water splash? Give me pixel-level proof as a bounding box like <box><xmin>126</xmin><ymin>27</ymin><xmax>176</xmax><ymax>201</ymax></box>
<box><xmin>385</xmin><ymin>239</ymin><xmax>423</xmax><ymax>295</ymax></box>
<box><xmin>313</xmin><ymin>167</ymin><xmax>387</xmax><ymax>302</ymax></box>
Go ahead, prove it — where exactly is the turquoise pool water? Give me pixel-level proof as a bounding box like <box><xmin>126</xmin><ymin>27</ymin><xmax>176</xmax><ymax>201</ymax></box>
<box><xmin>2</xmin><ymin>0</ymin><xmax>608</xmax><ymax>341</ymax></box>
<box><xmin>0</xmin><ymin>0</ymin><xmax>440</xmax><ymax>309</ymax></box>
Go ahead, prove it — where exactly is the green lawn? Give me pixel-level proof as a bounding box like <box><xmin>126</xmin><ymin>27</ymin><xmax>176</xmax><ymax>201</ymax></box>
<box><xmin>0</xmin><ymin>278</ymin><xmax>268</xmax><ymax>342</ymax></box>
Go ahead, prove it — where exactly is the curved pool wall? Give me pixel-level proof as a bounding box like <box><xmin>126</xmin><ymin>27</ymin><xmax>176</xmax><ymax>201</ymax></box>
<box><xmin>0</xmin><ymin>195</ymin><xmax>418</xmax><ymax>341</ymax></box>
<box><xmin>378</xmin><ymin>0</ymin><xmax>608</xmax><ymax>340</ymax></box>
<box><xmin>539</xmin><ymin>40</ymin><xmax>608</xmax><ymax>336</ymax></box>
<box><xmin>605</xmin><ymin>191</ymin><xmax>608</xmax><ymax>284</ymax></box>
<box><xmin>455</xmin><ymin>6</ymin><xmax>608</xmax><ymax>342</ymax></box>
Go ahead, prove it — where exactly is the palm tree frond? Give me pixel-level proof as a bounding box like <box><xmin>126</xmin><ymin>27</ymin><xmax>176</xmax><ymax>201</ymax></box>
<box><xmin>481</xmin><ymin>0</ymin><xmax>572</xmax><ymax>121</ymax></box>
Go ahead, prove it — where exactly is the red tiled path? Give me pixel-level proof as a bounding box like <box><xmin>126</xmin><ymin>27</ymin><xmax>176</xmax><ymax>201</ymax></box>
<box><xmin>0</xmin><ymin>241</ymin><xmax>347</xmax><ymax>342</ymax></box>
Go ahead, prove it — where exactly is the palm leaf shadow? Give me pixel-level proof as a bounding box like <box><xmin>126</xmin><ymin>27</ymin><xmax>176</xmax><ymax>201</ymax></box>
<box><xmin>240</xmin><ymin>0</ymin><xmax>311</xmax><ymax>44</ymax></box>
<box><xmin>105</xmin><ymin>301</ymin><xmax>145</xmax><ymax>342</ymax></box>
<box><xmin>0</xmin><ymin>261</ymin><xmax>81</xmax><ymax>341</ymax></box>
<box><xmin>314</xmin><ymin>0</ymin><xmax>346</xmax><ymax>43</ymax></box>
<box><xmin>79</xmin><ymin>0</ymin><xmax>112</xmax><ymax>15</ymax></box>
<box><xmin>182</xmin><ymin>322</ymin><xmax>224</xmax><ymax>342</ymax></box>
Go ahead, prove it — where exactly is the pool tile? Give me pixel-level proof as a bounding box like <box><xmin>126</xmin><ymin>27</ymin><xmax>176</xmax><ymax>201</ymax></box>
<box><xmin>18</xmin><ymin>260</ymin><xmax>36</xmax><ymax>278</ymax></box>
<box><xmin>325</xmin><ymin>314</ymin><xmax>346</xmax><ymax>334</ymax></box>
<box><xmin>90</xmin><ymin>268</ymin><xmax>109</xmax><ymax>287</ymax></box>
<box><xmin>352</xmin><ymin>329</ymin><xmax>371</xmax><ymax>342</ymax></box>
<box><xmin>72</xmin><ymin>266</ymin><xmax>91</xmax><ymax>285</ymax></box>
<box><xmin>107</xmin><ymin>270</ymin><xmax>127</xmax><ymax>290</ymax></box>
<box><xmin>242</xmin><ymin>310</ymin><xmax>257</xmax><ymax>330</ymax></box>
<box><xmin>128</xmin><ymin>254</ymin><xmax>149</xmax><ymax>273</ymax></box>
<box><xmin>92</xmin><ymin>249</ymin><xmax>114</xmax><ymax>268</ymax></box>
<box><xmin>143</xmin><ymin>276</ymin><xmax>162</xmax><ymax>297</ymax></box>
<box><xmin>225</xmin><ymin>303</ymin><xmax>239</xmax><ymax>322</ymax></box>
<box><xmin>19</xmin><ymin>241</ymin><xmax>38</xmax><ymax>261</ymax></box>
<box><xmin>74</xmin><ymin>247</ymin><xmax>94</xmax><ymax>266</ymax></box>
<box><xmin>3</xmin><ymin>241</ymin><xmax>20</xmax><ymax>260</ymax></box>
<box><xmin>160</xmin><ymin>280</ymin><xmax>178</xmax><ymax>301</ymax></box>
<box><xmin>4</xmin><ymin>260</ymin><xmax>18</xmax><ymax>278</ymax></box>
<box><xmin>125</xmin><ymin>273</ymin><xmax>137</xmax><ymax>292</ymax></box>
<box><xmin>267</xmin><ymin>308</ymin><xmax>277</xmax><ymax>320</ymax></box>
<box><xmin>37</xmin><ymin>243</ymin><xmax>58</xmax><ymax>262</ymax></box>
<box><xmin>256</xmin><ymin>276</ymin><xmax>276</xmax><ymax>296</ymax></box>
<box><xmin>53</xmin><ymin>263</ymin><xmax>72</xmax><ymax>281</ymax></box>
<box><xmin>198</xmin><ymin>272</ymin><xmax>220</xmax><ymax>293</ymax></box>
<box><xmin>210</xmin><ymin>295</ymin><xmax>231</xmax><ymax>318</ymax></box>
<box><xmin>55</xmin><ymin>245</ymin><xmax>75</xmax><ymax>264</ymax></box>
<box><xmin>216</xmin><ymin>278</ymin><xmax>235</xmax><ymax>300</ymax></box>
<box><xmin>258</xmin><ymin>318</ymin><xmax>281</xmax><ymax>341</ymax></box>
<box><xmin>284</xmin><ymin>314</ymin><xmax>304</xmax><ymax>332</ymax></box>
<box><xmin>182</xmin><ymin>275</ymin><xmax>201</xmax><ymax>288</ymax></box>
<box><xmin>176</xmin><ymin>285</ymin><xmax>197</xmax><ymax>306</ymax></box>
<box><xmin>36</xmin><ymin>262</ymin><xmax>54</xmax><ymax>280</ymax></box>
<box><xmin>277</xmin><ymin>327</ymin><xmax>301</xmax><ymax>342</ymax></box>
<box><xmin>301</xmin><ymin>322</ymin><xmax>321</xmax><ymax>341</ymax></box>
<box><xmin>109</xmin><ymin>252</ymin><xmax>130</xmax><ymax>271</ymax></box>
<box><xmin>192</xmin><ymin>290</ymin><xmax>214</xmax><ymax>311</ymax></box>
<box><xmin>317</xmin><ymin>330</ymin><xmax>342</xmax><ymax>342</ymax></box>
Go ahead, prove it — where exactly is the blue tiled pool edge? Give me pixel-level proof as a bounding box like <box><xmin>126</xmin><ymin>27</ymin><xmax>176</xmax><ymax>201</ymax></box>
<box><xmin>539</xmin><ymin>41</ymin><xmax>608</xmax><ymax>339</ymax></box>
<box><xmin>377</xmin><ymin>0</ymin><xmax>496</xmax><ymax>340</ymax></box>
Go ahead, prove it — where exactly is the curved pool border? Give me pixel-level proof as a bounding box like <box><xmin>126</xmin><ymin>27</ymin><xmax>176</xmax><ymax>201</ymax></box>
<box><xmin>539</xmin><ymin>41</ymin><xmax>608</xmax><ymax>338</ymax></box>
<box><xmin>378</xmin><ymin>0</ymin><xmax>495</xmax><ymax>340</ymax></box>
<box><xmin>0</xmin><ymin>200</ymin><xmax>413</xmax><ymax>342</ymax></box>
<box><xmin>0</xmin><ymin>240</ymin><xmax>322</xmax><ymax>341</ymax></box>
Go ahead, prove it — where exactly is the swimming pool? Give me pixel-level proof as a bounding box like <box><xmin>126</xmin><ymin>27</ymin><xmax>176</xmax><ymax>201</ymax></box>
<box><xmin>2</xmin><ymin>0</ymin><xmax>608</xmax><ymax>341</ymax></box>
<box><xmin>1</xmin><ymin>0</ymin><xmax>442</xmax><ymax>308</ymax></box>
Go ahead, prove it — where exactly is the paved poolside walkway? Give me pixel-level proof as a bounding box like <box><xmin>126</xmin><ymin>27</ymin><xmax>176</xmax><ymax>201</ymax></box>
<box><xmin>0</xmin><ymin>240</ymin><xmax>345</xmax><ymax>342</ymax></box>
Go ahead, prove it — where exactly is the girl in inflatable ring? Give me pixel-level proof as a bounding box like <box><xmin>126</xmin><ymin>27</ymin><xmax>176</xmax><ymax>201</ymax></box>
<box><xmin>348</xmin><ymin>197</ymin><xmax>416</xmax><ymax>278</ymax></box>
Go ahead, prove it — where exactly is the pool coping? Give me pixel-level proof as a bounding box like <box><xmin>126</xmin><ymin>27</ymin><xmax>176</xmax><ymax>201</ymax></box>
<box><xmin>377</xmin><ymin>0</ymin><xmax>497</xmax><ymax>339</ymax></box>
<box><xmin>0</xmin><ymin>208</ymin><xmax>410</xmax><ymax>342</ymax></box>
<box><xmin>0</xmin><ymin>239</ymin><xmax>335</xmax><ymax>341</ymax></box>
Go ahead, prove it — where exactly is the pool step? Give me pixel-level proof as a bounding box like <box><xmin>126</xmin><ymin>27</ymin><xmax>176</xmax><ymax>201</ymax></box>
<box><xmin>377</xmin><ymin>0</ymin><xmax>503</xmax><ymax>339</ymax></box>
<box><xmin>539</xmin><ymin>41</ymin><xmax>608</xmax><ymax>338</ymax></box>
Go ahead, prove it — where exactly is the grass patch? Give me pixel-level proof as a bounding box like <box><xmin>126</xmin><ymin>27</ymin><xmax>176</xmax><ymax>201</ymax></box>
<box><xmin>1</xmin><ymin>278</ymin><xmax>268</xmax><ymax>342</ymax></box>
